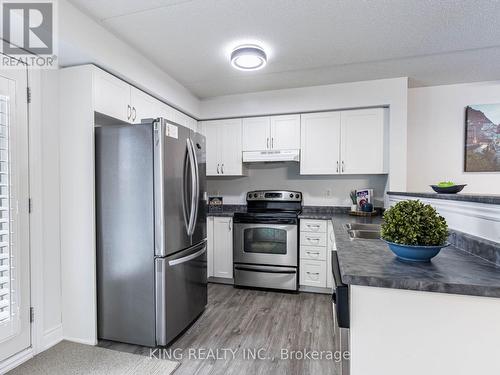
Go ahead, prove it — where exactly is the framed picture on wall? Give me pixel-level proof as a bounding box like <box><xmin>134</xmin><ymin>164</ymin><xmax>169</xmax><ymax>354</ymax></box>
<box><xmin>464</xmin><ymin>104</ymin><xmax>500</xmax><ymax>172</ymax></box>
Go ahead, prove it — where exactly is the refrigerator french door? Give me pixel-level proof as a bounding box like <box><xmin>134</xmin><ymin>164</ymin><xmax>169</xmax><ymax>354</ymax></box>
<box><xmin>96</xmin><ymin>118</ymin><xmax>207</xmax><ymax>347</ymax></box>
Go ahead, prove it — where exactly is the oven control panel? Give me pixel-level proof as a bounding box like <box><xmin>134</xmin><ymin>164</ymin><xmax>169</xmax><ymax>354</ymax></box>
<box><xmin>246</xmin><ymin>190</ymin><xmax>302</xmax><ymax>202</ymax></box>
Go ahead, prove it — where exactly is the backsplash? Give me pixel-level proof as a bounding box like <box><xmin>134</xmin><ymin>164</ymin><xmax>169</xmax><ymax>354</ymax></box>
<box><xmin>207</xmin><ymin>162</ymin><xmax>388</xmax><ymax>206</ymax></box>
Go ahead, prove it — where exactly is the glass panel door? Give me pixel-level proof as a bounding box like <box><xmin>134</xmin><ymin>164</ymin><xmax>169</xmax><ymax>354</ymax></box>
<box><xmin>243</xmin><ymin>227</ymin><xmax>287</xmax><ymax>255</ymax></box>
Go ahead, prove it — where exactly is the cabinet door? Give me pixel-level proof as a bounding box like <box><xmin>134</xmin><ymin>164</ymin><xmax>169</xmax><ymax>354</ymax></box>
<box><xmin>158</xmin><ymin>103</ymin><xmax>175</xmax><ymax>122</ymax></box>
<box><xmin>130</xmin><ymin>87</ymin><xmax>163</xmax><ymax>124</ymax></box>
<box><xmin>203</xmin><ymin>121</ymin><xmax>220</xmax><ymax>176</ymax></box>
<box><xmin>242</xmin><ymin>117</ymin><xmax>270</xmax><ymax>151</ymax></box>
<box><xmin>270</xmin><ymin>114</ymin><xmax>300</xmax><ymax>150</ymax></box>
<box><xmin>94</xmin><ymin>70</ymin><xmax>130</xmax><ymax>122</ymax></box>
<box><xmin>219</xmin><ymin>119</ymin><xmax>243</xmax><ymax>175</ymax></box>
<box><xmin>213</xmin><ymin>217</ymin><xmax>233</xmax><ymax>279</ymax></box>
<box><xmin>300</xmin><ymin>112</ymin><xmax>341</xmax><ymax>175</ymax></box>
<box><xmin>340</xmin><ymin>108</ymin><xmax>387</xmax><ymax>174</ymax></box>
<box><xmin>207</xmin><ymin>217</ymin><xmax>214</xmax><ymax>278</ymax></box>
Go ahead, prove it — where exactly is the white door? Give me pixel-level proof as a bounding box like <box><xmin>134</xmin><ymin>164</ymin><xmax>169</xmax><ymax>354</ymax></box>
<box><xmin>213</xmin><ymin>217</ymin><xmax>233</xmax><ymax>279</ymax></box>
<box><xmin>207</xmin><ymin>217</ymin><xmax>214</xmax><ymax>277</ymax></box>
<box><xmin>202</xmin><ymin>121</ymin><xmax>220</xmax><ymax>176</ymax></box>
<box><xmin>219</xmin><ymin>119</ymin><xmax>242</xmax><ymax>175</ymax></box>
<box><xmin>300</xmin><ymin>112</ymin><xmax>341</xmax><ymax>175</ymax></box>
<box><xmin>0</xmin><ymin>67</ymin><xmax>30</xmax><ymax>362</ymax></box>
<box><xmin>242</xmin><ymin>117</ymin><xmax>270</xmax><ymax>151</ymax></box>
<box><xmin>270</xmin><ymin>114</ymin><xmax>300</xmax><ymax>150</ymax></box>
<box><xmin>93</xmin><ymin>69</ymin><xmax>131</xmax><ymax>122</ymax></box>
<box><xmin>129</xmin><ymin>87</ymin><xmax>162</xmax><ymax>124</ymax></box>
<box><xmin>340</xmin><ymin>108</ymin><xmax>387</xmax><ymax>174</ymax></box>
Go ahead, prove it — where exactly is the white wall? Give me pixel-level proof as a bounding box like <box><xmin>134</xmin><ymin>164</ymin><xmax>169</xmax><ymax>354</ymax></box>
<box><xmin>200</xmin><ymin>77</ymin><xmax>408</xmax><ymax>191</ymax></box>
<box><xmin>58</xmin><ymin>0</ymin><xmax>200</xmax><ymax>117</ymax></box>
<box><xmin>208</xmin><ymin>163</ymin><xmax>387</xmax><ymax>207</ymax></box>
<box><xmin>408</xmin><ymin>81</ymin><xmax>500</xmax><ymax>193</ymax></box>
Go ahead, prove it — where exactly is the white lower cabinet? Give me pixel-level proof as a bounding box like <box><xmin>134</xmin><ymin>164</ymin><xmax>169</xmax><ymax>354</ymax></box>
<box><xmin>207</xmin><ymin>217</ymin><xmax>233</xmax><ymax>280</ymax></box>
<box><xmin>300</xmin><ymin>260</ymin><xmax>327</xmax><ymax>287</ymax></box>
<box><xmin>299</xmin><ymin>219</ymin><xmax>329</xmax><ymax>288</ymax></box>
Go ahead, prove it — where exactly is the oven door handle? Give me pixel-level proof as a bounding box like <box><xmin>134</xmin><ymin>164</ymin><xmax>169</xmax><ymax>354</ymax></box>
<box><xmin>234</xmin><ymin>266</ymin><xmax>296</xmax><ymax>274</ymax></box>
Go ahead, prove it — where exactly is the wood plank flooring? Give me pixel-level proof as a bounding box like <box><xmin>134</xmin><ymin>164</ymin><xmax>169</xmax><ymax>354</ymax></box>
<box><xmin>99</xmin><ymin>283</ymin><xmax>338</xmax><ymax>375</ymax></box>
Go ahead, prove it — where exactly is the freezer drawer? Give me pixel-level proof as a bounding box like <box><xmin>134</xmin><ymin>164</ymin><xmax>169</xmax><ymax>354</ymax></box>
<box><xmin>155</xmin><ymin>241</ymin><xmax>207</xmax><ymax>346</ymax></box>
<box><xmin>234</xmin><ymin>264</ymin><xmax>298</xmax><ymax>291</ymax></box>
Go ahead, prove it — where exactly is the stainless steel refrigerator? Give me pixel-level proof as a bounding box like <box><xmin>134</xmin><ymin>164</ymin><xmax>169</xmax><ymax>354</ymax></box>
<box><xmin>95</xmin><ymin>118</ymin><xmax>207</xmax><ymax>347</ymax></box>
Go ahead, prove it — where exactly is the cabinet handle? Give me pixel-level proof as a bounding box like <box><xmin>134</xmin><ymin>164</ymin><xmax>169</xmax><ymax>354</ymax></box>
<box><xmin>336</xmin><ymin>161</ymin><xmax>339</xmax><ymax>173</ymax></box>
<box><xmin>217</xmin><ymin>164</ymin><xmax>220</xmax><ymax>174</ymax></box>
<box><xmin>306</xmin><ymin>271</ymin><xmax>320</xmax><ymax>275</ymax></box>
<box><xmin>307</xmin><ymin>224</ymin><xmax>320</xmax><ymax>228</ymax></box>
<box><xmin>271</xmin><ymin>137</ymin><xmax>274</xmax><ymax>149</ymax></box>
<box><xmin>267</xmin><ymin>137</ymin><xmax>269</xmax><ymax>149</ymax></box>
<box><xmin>228</xmin><ymin>220</ymin><xmax>232</xmax><ymax>231</ymax></box>
<box><xmin>127</xmin><ymin>104</ymin><xmax>131</xmax><ymax>120</ymax></box>
<box><xmin>306</xmin><ymin>251</ymin><xmax>320</xmax><ymax>257</ymax></box>
<box><xmin>306</xmin><ymin>237</ymin><xmax>320</xmax><ymax>242</ymax></box>
<box><xmin>132</xmin><ymin>107</ymin><xmax>136</xmax><ymax>121</ymax></box>
<box><xmin>342</xmin><ymin>161</ymin><xmax>345</xmax><ymax>173</ymax></box>
<box><xmin>221</xmin><ymin>163</ymin><xmax>224</xmax><ymax>174</ymax></box>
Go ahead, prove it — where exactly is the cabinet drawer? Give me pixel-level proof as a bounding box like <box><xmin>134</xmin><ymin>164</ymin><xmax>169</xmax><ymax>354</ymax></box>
<box><xmin>300</xmin><ymin>232</ymin><xmax>326</xmax><ymax>247</ymax></box>
<box><xmin>300</xmin><ymin>220</ymin><xmax>326</xmax><ymax>233</ymax></box>
<box><xmin>300</xmin><ymin>260</ymin><xmax>327</xmax><ymax>287</ymax></box>
<box><xmin>300</xmin><ymin>245</ymin><xmax>327</xmax><ymax>261</ymax></box>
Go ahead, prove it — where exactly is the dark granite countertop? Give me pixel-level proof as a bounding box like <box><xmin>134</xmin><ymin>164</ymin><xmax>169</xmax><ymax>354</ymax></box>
<box><xmin>387</xmin><ymin>191</ymin><xmax>500</xmax><ymax>205</ymax></box>
<box><xmin>332</xmin><ymin>214</ymin><xmax>500</xmax><ymax>298</ymax></box>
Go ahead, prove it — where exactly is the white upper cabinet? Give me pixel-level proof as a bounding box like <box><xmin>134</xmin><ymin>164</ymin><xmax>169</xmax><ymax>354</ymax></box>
<box><xmin>130</xmin><ymin>86</ymin><xmax>162</xmax><ymax>123</ymax></box>
<box><xmin>242</xmin><ymin>114</ymin><xmax>300</xmax><ymax>152</ymax></box>
<box><xmin>202</xmin><ymin>119</ymin><xmax>244</xmax><ymax>176</ymax></box>
<box><xmin>340</xmin><ymin>108</ymin><xmax>388</xmax><ymax>174</ymax></box>
<box><xmin>94</xmin><ymin>70</ymin><xmax>130</xmax><ymax>122</ymax></box>
<box><xmin>300</xmin><ymin>112</ymin><xmax>341</xmax><ymax>175</ymax></box>
<box><xmin>300</xmin><ymin>108</ymin><xmax>388</xmax><ymax>175</ymax></box>
<box><xmin>93</xmin><ymin>67</ymin><xmax>196</xmax><ymax>127</ymax></box>
<box><xmin>242</xmin><ymin>117</ymin><xmax>271</xmax><ymax>151</ymax></box>
<box><xmin>270</xmin><ymin>114</ymin><xmax>300</xmax><ymax>150</ymax></box>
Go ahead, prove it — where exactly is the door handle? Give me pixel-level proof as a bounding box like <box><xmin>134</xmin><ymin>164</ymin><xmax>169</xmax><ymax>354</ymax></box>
<box><xmin>127</xmin><ymin>104</ymin><xmax>131</xmax><ymax>120</ymax></box>
<box><xmin>186</xmin><ymin>139</ymin><xmax>198</xmax><ymax>236</ymax></box>
<box><xmin>189</xmin><ymin>138</ymin><xmax>200</xmax><ymax>235</ymax></box>
<box><xmin>168</xmin><ymin>245</ymin><xmax>206</xmax><ymax>266</ymax></box>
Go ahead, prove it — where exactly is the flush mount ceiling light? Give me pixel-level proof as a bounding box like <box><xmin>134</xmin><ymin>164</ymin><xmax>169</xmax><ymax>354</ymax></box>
<box><xmin>230</xmin><ymin>45</ymin><xmax>267</xmax><ymax>71</ymax></box>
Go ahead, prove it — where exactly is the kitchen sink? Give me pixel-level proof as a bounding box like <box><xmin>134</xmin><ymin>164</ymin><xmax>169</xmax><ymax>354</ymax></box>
<box><xmin>345</xmin><ymin>223</ymin><xmax>381</xmax><ymax>240</ymax></box>
<box><xmin>348</xmin><ymin>230</ymin><xmax>381</xmax><ymax>240</ymax></box>
<box><xmin>345</xmin><ymin>223</ymin><xmax>381</xmax><ymax>231</ymax></box>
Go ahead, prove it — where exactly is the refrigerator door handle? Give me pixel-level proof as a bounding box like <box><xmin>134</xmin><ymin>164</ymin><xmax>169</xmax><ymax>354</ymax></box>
<box><xmin>168</xmin><ymin>244</ymin><xmax>207</xmax><ymax>266</ymax></box>
<box><xmin>188</xmin><ymin>138</ymin><xmax>200</xmax><ymax>236</ymax></box>
<box><xmin>154</xmin><ymin>120</ymin><xmax>166</xmax><ymax>256</ymax></box>
<box><xmin>186</xmin><ymin>139</ymin><xmax>198</xmax><ymax>236</ymax></box>
<box><xmin>182</xmin><ymin>142</ymin><xmax>190</xmax><ymax>233</ymax></box>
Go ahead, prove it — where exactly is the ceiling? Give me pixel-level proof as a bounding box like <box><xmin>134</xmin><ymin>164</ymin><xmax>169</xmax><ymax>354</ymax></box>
<box><xmin>68</xmin><ymin>0</ymin><xmax>500</xmax><ymax>99</ymax></box>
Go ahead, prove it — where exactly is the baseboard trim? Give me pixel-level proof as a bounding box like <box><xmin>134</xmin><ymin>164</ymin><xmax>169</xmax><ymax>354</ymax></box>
<box><xmin>299</xmin><ymin>285</ymin><xmax>332</xmax><ymax>294</ymax></box>
<box><xmin>41</xmin><ymin>324</ymin><xmax>63</xmax><ymax>352</ymax></box>
<box><xmin>63</xmin><ymin>336</ymin><xmax>97</xmax><ymax>346</ymax></box>
<box><xmin>0</xmin><ymin>347</ymin><xmax>33</xmax><ymax>374</ymax></box>
<box><xmin>208</xmin><ymin>277</ymin><xmax>234</xmax><ymax>285</ymax></box>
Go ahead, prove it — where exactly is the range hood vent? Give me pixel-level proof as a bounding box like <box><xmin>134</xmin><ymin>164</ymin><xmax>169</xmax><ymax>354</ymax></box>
<box><xmin>242</xmin><ymin>149</ymin><xmax>300</xmax><ymax>163</ymax></box>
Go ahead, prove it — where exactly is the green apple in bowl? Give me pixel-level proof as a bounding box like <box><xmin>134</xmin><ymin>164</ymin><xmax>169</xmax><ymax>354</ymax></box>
<box><xmin>430</xmin><ymin>181</ymin><xmax>466</xmax><ymax>194</ymax></box>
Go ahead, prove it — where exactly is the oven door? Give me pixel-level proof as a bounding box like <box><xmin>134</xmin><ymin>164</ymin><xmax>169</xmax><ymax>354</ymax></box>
<box><xmin>233</xmin><ymin>223</ymin><xmax>298</xmax><ymax>267</ymax></box>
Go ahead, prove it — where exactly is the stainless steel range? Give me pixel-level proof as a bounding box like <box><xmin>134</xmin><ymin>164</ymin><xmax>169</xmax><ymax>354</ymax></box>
<box><xmin>233</xmin><ymin>190</ymin><xmax>302</xmax><ymax>291</ymax></box>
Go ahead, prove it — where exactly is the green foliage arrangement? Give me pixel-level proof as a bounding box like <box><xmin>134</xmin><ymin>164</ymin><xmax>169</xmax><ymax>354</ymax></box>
<box><xmin>381</xmin><ymin>200</ymin><xmax>448</xmax><ymax>246</ymax></box>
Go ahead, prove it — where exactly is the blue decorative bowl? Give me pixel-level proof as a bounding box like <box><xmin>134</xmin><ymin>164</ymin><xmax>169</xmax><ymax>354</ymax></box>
<box><xmin>383</xmin><ymin>240</ymin><xmax>450</xmax><ymax>262</ymax></box>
